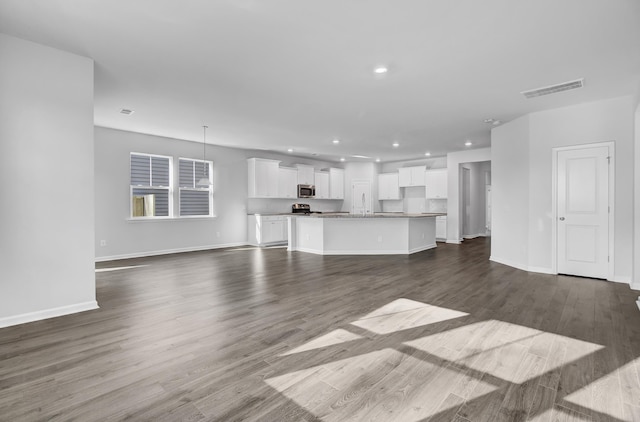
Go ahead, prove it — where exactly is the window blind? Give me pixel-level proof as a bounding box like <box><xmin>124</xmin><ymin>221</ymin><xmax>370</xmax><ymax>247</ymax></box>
<box><xmin>179</xmin><ymin>159</ymin><xmax>212</xmax><ymax>216</ymax></box>
<box><xmin>130</xmin><ymin>153</ymin><xmax>171</xmax><ymax>217</ymax></box>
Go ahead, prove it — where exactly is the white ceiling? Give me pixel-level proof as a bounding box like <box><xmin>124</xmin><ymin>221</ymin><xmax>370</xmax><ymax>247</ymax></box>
<box><xmin>1</xmin><ymin>0</ymin><xmax>639</xmax><ymax>162</ymax></box>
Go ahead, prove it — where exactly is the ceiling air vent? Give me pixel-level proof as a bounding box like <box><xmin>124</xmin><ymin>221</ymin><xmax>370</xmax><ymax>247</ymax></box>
<box><xmin>120</xmin><ymin>108</ymin><xmax>135</xmax><ymax>115</ymax></box>
<box><xmin>521</xmin><ymin>78</ymin><xmax>584</xmax><ymax>99</ymax></box>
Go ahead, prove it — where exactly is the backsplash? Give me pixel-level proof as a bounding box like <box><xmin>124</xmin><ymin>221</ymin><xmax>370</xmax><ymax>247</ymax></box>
<box><xmin>247</xmin><ymin>198</ymin><xmax>343</xmax><ymax>214</ymax></box>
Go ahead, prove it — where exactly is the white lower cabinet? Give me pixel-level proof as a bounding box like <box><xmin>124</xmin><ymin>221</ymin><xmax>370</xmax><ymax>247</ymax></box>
<box><xmin>436</xmin><ymin>216</ymin><xmax>447</xmax><ymax>241</ymax></box>
<box><xmin>247</xmin><ymin>215</ymin><xmax>288</xmax><ymax>246</ymax></box>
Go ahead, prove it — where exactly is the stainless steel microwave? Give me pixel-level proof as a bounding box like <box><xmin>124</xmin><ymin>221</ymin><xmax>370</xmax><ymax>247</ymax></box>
<box><xmin>297</xmin><ymin>184</ymin><xmax>315</xmax><ymax>198</ymax></box>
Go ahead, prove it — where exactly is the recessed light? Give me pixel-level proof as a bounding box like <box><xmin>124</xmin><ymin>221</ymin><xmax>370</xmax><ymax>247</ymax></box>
<box><xmin>332</xmin><ymin>139</ymin><xmax>340</xmax><ymax>144</ymax></box>
<box><xmin>392</xmin><ymin>142</ymin><xmax>399</xmax><ymax>148</ymax></box>
<box><xmin>120</xmin><ymin>108</ymin><xmax>134</xmax><ymax>115</ymax></box>
<box><xmin>374</xmin><ymin>66</ymin><xmax>388</xmax><ymax>74</ymax></box>
<box><xmin>465</xmin><ymin>141</ymin><xmax>472</xmax><ymax>147</ymax></box>
<box><xmin>340</xmin><ymin>157</ymin><xmax>345</xmax><ymax>162</ymax></box>
<box><xmin>492</xmin><ymin>120</ymin><xmax>502</xmax><ymax>126</ymax></box>
<box><xmin>375</xmin><ymin>158</ymin><xmax>381</xmax><ymax>162</ymax></box>
<box><xmin>425</xmin><ymin>152</ymin><xmax>431</xmax><ymax>156</ymax></box>
<box><xmin>483</xmin><ymin>118</ymin><xmax>494</xmax><ymax>124</ymax></box>
<box><xmin>287</xmin><ymin>148</ymin><xmax>293</xmax><ymax>152</ymax></box>
<box><xmin>352</xmin><ymin>155</ymin><xmax>371</xmax><ymax>159</ymax></box>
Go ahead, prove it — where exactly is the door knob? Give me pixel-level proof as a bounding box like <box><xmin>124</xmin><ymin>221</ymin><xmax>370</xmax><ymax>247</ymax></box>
<box><xmin>559</xmin><ymin>217</ymin><xmax>565</xmax><ymax>221</ymax></box>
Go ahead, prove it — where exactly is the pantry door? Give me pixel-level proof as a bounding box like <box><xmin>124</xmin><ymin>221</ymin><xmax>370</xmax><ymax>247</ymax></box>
<box><xmin>556</xmin><ymin>145</ymin><xmax>611</xmax><ymax>279</ymax></box>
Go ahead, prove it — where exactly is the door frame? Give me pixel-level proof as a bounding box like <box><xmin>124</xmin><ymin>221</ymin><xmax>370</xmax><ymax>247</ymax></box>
<box><xmin>551</xmin><ymin>141</ymin><xmax>615</xmax><ymax>280</ymax></box>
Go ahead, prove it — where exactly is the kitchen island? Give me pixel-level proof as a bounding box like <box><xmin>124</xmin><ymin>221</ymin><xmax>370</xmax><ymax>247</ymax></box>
<box><xmin>287</xmin><ymin>213</ymin><xmax>444</xmax><ymax>255</ymax></box>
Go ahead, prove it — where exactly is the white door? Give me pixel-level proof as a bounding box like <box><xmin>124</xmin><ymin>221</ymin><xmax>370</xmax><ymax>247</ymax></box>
<box><xmin>351</xmin><ymin>180</ymin><xmax>371</xmax><ymax>215</ymax></box>
<box><xmin>557</xmin><ymin>146</ymin><xmax>609</xmax><ymax>279</ymax></box>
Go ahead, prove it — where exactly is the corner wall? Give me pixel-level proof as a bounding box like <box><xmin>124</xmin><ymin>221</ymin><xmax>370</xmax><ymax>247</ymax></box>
<box><xmin>0</xmin><ymin>34</ymin><xmax>96</xmax><ymax>327</ymax></box>
<box><xmin>491</xmin><ymin>96</ymin><xmax>635</xmax><ymax>281</ymax></box>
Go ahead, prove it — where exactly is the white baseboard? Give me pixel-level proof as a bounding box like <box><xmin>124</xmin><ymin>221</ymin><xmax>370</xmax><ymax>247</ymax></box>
<box><xmin>489</xmin><ymin>256</ymin><xmax>554</xmax><ymax>275</ymax></box>
<box><xmin>630</xmin><ymin>283</ymin><xmax>640</xmax><ymax>292</ymax></box>
<box><xmin>292</xmin><ymin>244</ymin><xmax>436</xmax><ymax>255</ymax></box>
<box><xmin>446</xmin><ymin>239</ymin><xmax>462</xmax><ymax>244</ymax></box>
<box><xmin>462</xmin><ymin>233</ymin><xmax>486</xmax><ymax>240</ymax></box>
<box><xmin>636</xmin><ymin>298</ymin><xmax>640</xmax><ymax>311</ymax></box>
<box><xmin>610</xmin><ymin>275</ymin><xmax>632</xmax><ymax>284</ymax></box>
<box><xmin>95</xmin><ymin>242</ymin><xmax>247</xmax><ymax>262</ymax></box>
<box><xmin>0</xmin><ymin>301</ymin><xmax>99</xmax><ymax>329</ymax></box>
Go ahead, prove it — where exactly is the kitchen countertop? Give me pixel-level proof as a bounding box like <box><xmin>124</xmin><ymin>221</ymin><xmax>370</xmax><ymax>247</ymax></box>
<box><xmin>249</xmin><ymin>212</ymin><xmax>447</xmax><ymax>218</ymax></box>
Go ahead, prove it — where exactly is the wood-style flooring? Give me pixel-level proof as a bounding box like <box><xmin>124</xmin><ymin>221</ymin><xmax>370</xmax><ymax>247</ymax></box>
<box><xmin>1</xmin><ymin>238</ymin><xmax>640</xmax><ymax>421</ymax></box>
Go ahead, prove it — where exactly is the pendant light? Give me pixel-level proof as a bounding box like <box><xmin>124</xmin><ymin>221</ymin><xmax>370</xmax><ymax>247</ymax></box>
<box><xmin>197</xmin><ymin>125</ymin><xmax>212</xmax><ymax>187</ymax></box>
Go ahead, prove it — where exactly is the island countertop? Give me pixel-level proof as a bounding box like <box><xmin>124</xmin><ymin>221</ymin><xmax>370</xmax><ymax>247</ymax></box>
<box><xmin>297</xmin><ymin>212</ymin><xmax>446</xmax><ymax>218</ymax></box>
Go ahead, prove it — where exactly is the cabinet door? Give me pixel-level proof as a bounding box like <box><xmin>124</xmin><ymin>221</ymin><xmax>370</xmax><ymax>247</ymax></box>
<box><xmin>248</xmin><ymin>158</ymin><xmax>280</xmax><ymax>197</ymax></box>
<box><xmin>398</xmin><ymin>168</ymin><xmax>412</xmax><ymax>187</ymax></box>
<box><xmin>411</xmin><ymin>167</ymin><xmax>425</xmax><ymax>186</ymax></box>
<box><xmin>329</xmin><ymin>168</ymin><xmax>344</xmax><ymax>199</ymax></box>
<box><xmin>436</xmin><ymin>216</ymin><xmax>447</xmax><ymax>240</ymax></box>
<box><xmin>425</xmin><ymin>169</ymin><xmax>448</xmax><ymax>198</ymax></box>
<box><xmin>315</xmin><ymin>172</ymin><xmax>330</xmax><ymax>199</ymax></box>
<box><xmin>296</xmin><ymin>165</ymin><xmax>315</xmax><ymax>185</ymax></box>
<box><xmin>278</xmin><ymin>167</ymin><xmax>297</xmax><ymax>198</ymax></box>
<box><xmin>378</xmin><ymin>173</ymin><xmax>400</xmax><ymax>200</ymax></box>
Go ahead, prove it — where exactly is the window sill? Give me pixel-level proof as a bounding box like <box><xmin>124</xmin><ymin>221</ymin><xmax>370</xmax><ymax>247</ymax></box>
<box><xmin>127</xmin><ymin>216</ymin><xmax>217</xmax><ymax>223</ymax></box>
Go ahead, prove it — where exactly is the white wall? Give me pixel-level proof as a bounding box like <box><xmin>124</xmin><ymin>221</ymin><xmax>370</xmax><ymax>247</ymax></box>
<box><xmin>446</xmin><ymin>148</ymin><xmax>492</xmax><ymax>243</ymax></box>
<box><xmin>0</xmin><ymin>34</ymin><xmax>96</xmax><ymax>327</ymax></box>
<box><xmin>491</xmin><ymin>116</ymin><xmax>530</xmax><ymax>269</ymax></box>
<box><xmin>634</xmin><ymin>98</ymin><xmax>640</xmax><ymax>290</ymax></box>
<box><xmin>95</xmin><ymin>127</ymin><xmax>344</xmax><ymax>260</ymax></box>
<box><xmin>492</xmin><ymin>96</ymin><xmax>635</xmax><ymax>281</ymax></box>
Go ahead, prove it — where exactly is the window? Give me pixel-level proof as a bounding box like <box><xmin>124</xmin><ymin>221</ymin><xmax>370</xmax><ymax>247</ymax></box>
<box><xmin>130</xmin><ymin>153</ymin><xmax>172</xmax><ymax>218</ymax></box>
<box><xmin>179</xmin><ymin>158</ymin><xmax>213</xmax><ymax>217</ymax></box>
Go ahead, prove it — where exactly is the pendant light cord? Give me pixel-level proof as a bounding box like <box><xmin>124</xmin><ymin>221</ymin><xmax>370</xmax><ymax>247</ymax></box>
<box><xmin>203</xmin><ymin>125</ymin><xmax>208</xmax><ymax>176</ymax></box>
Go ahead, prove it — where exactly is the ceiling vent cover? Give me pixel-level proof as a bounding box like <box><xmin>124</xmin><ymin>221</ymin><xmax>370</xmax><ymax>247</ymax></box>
<box><xmin>120</xmin><ymin>108</ymin><xmax>135</xmax><ymax>115</ymax></box>
<box><xmin>521</xmin><ymin>78</ymin><xmax>584</xmax><ymax>99</ymax></box>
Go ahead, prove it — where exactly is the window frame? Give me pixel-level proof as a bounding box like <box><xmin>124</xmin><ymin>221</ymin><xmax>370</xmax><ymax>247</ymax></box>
<box><xmin>178</xmin><ymin>157</ymin><xmax>214</xmax><ymax>218</ymax></box>
<box><xmin>129</xmin><ymin>152</ymin><xmax>174</xmax><ymax>219</ymax></box>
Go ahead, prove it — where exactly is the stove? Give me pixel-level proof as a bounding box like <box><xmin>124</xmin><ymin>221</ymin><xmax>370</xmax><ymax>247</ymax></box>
<box><xmin>291</xmin><ymin>203</ymin><xmax>322</xmax><ymax>214</ymax></box>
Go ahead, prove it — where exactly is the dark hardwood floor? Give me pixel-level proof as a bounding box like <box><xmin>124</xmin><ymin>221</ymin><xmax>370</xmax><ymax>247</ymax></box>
<box><xmin>1</xmin><ymin>238</ymin><xmax>639</xmax><ymax>421</ymax></box>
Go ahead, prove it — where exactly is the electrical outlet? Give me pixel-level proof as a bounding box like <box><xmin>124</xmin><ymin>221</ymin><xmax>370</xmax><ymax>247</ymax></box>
<box><xmin>216</xmin><ymin>231</ymin><xmax>221</xmax><ymax>238</ymax></box>
<box><xmin>100</xmin><ymin>240</ymin><xmax>107</xmax><ymax>247</ymax></box>
<box><xmin>377</xmin><ymin>235</ymin><xmax>383</xmax><ymax>243</ymax></box>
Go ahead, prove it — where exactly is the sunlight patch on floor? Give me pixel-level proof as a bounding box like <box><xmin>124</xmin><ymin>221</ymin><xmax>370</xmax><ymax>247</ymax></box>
<box><xmin>280</xmin><ymin>329</ymin><xmax>363</xmax><ymax>356</ymax></box>
<box><xmin>404</xmin><ymin>320</ymin><xmax>604</xmax><ymax>384</ymax></box>
<box><xmin>350</xmin><ymin>299</ymin><xmax>468</xmax><ymax>335</ymax></box>
<box><xmin>266</xmin><ymin>348</ymin><xmax>497</xmax><ymax>421</ymax></box>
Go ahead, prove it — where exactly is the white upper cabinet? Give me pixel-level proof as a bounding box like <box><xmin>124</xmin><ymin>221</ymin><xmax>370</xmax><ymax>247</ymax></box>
<box><xmin>248</xmin><ymin>158</ymin><xmax>280</xmax><ymax>198</ymax></box>
<box><xmin>398</xmin><ymin>166</ymin><xmax>426</xmax><ymax>187</ymax></box>
<box><xmin>278</xmin><ymin>167</ymin><xmax>298</xmax><ymax>199</ymax></box>
<box><xmin>314</xmin><ymin>172</ymin><xmax>330</xmax><ymax>199</ymax></box>
<box><xmin>378</xmin><ymin>173</ymin><xmax>401</xmax><ymax>200</ymax></box>
<box><xmin>296</xmin><ymin>164</ymin><xmax>315</xmax><ymax>185</ymax></box>
<box><xmin>329</xmin><ymin>168</ymin><xmax>344</xmax><ymax>199</ymax></box>
<box><xmin>425</xmin><ymin>169</ymin><xmax>448</xmax><ymax>198</ymax></box>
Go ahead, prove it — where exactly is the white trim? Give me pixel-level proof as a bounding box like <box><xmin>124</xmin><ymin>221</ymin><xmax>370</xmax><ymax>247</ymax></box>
<box><xmin>446</xmin><ymin>239</ymin><xmax>462</xmax><ymax>244</ymax></box>
<box><xmin>636</xmin><ymin>298</ymin><xmax>640</xmax><ymax>312</ymax></box>
<box><xmin>551</xmin><ymin>141</ymin><xmax>615</xmax><ymax>280</ymax></box>
<box><xmin>95</xmin><ymin>242</ymin><xmax>246</xmax><ymax>262</ymax></box>
<box><xmin>126</xmin><ymin>216</ymin><xmax>217</xmax><ymax>222</ymax></box>
<box><xmin>631</xmin><ymin>283</ymin><xmax>640</xmax><ymax>292</ymax></box>
<box><xmin>292</xmin><ymin>245</ymin><xmax>436</xmax><ymax>255</ymax></box>
<box><xmin>489</xmin><ymin>256</ymin><xmax>555</xmax><ymax>275</ymax></box>
<box><xmin>0</xmin><ymin>301</ymin><xmax>99</xmax><ymax>329</ymax></box>
<box><xmin>462</xmin><ymin>233</ymin><xmax>486</xmax><ymax>240</ymax></box>
<box><xmin>610</xmin><ymin>275</ymin><xmax>632</xmax><ymax>284</ymax></box>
